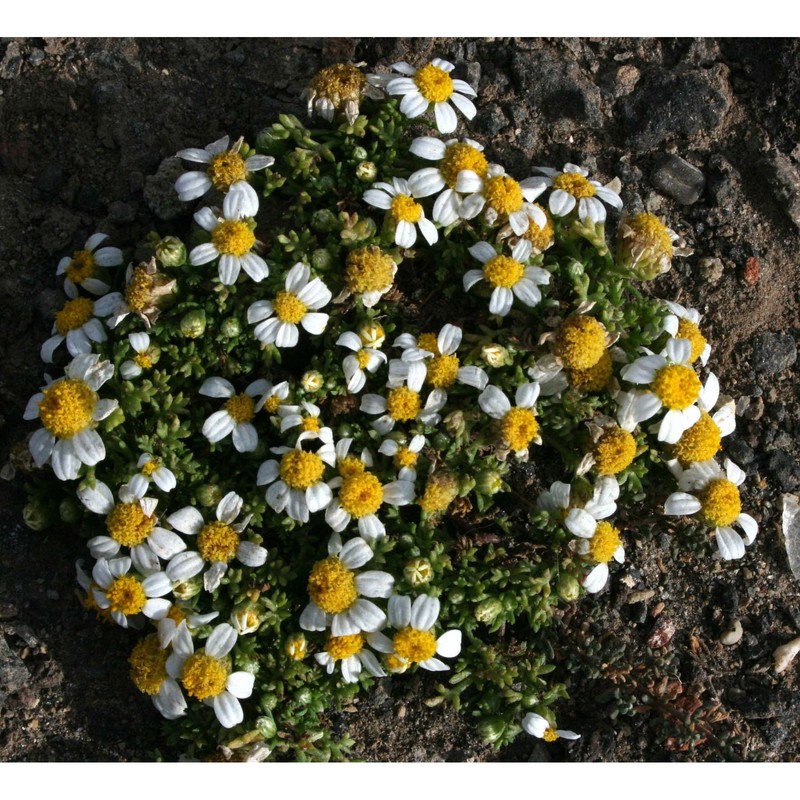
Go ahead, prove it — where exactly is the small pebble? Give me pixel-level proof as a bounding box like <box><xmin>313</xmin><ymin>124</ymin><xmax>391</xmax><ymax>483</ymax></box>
<box><xmin>651</xmin><ymin>154</ymin><xmax>706</xmax><ymax>205</ymax></box>
<box><xmin>626</xmin><ymin>589</ymin><xmax>655</xmax><ymax>604</ymax></box>
<box><xmin>719</xmin><ymin>619</ymin><xmax>743</xmax><ymax>646</ymax></box>
<box><xmin>773</xmin><ymin>635</ymin><xmax>800</xmax><ymax>673</ymax></box>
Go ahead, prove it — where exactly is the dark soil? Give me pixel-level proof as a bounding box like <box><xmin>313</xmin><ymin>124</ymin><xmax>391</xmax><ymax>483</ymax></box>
<box><xmin>1</xmin><ymin>37</ymin><xmax>799</xmax><ymax>762</ymax></box>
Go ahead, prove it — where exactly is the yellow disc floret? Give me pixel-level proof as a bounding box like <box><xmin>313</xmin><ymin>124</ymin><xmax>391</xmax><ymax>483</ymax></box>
<box><xmin>207</xmin><ymin>151</ymin><xmax>247</xmax><ymax>192</ymax></box>
<box><xmin>652</xmin><ymin>364</ymin><xmax>701</xmax><ymax>410</ymax></box>
<box><xmin>130</xmin><ymin>634</ymin><xmax>168</xmax><ymax>695</ymax></box>
<box><xmin>301</xmin><ymin>416</ymin><xmax>321</xmax><ymax>433</ymax></box>
<box><xmin>211</xmin><ymin>219</ymin><xmax>255</xmax><ymax>258</ymax></box>
<box><xmin>393</xmin><ymin>627</ymin><xmax>438</xmax><ymax>663</ymax></box>
<box><xmin>106</xmin><ymin>502</ymin><xmax>156</xmax><ymax>547</ymax></box>
<box><xmin>309</xmin><ymin>64</ymin><xmax>367</xmax><ymax>108</ymax></box>
<box><xmin>543</xmin><ymin>727</ymin><xmax>559</xmax><ymax>743</ymax></box>
<box><xmin>197</xmin><ymin>521</ymin><xmax>240</xmax><ymax>564</ymax></box>
<box><xmin>325</xmin><ymin>633</ymin><xmax>364</xmax><ymax>661</ymax></box>
<box><xmin>38</xmin><ymin>379</ymin><xmax>96</xmax><ymax>439</ymax></box>
<box><xmin>523</xmin><ymin>204</ymin><xmax>555</xmax><ymax>251</ymax></box>
<box><xmin>387</xmin><ymin>387</ymin><xmax>422</xmax><ymax>421</ymax></box>
<box><xmin>106</xmin><ymin>575</ymin><xmax>147</xmax><ymax>616</ymax></box>
<box><xmin>416</xmin><ymin>333</ymin><xmax>440</xmax><ymax>355</ymax></box>
<box><xmin>263</xmin><ymin>395</ymin><xmax>282</xmax><ymax>414</ymax></box>
<box><xmin>484</xmin><ymin>175</ymin><xmax>524</xmax><ymax>214</ymax></box>
<box><xmin>391</xmin><ymin>194</ymin><xmax>422</xmax><ymax>224</ymax></box>
<box><xmin>553</xmin><ymin>172</ymin><xmax>597</xmax><ymax>199</ymax></box>
<box><xmin>65</xmin><ymin>249</ymin><xmax>96</xmax><ymax>284</ymax></box>
<box><xmin>676</xmin><ymin>319</ymin><xmax>708</xmax><ymax>364</ymax></box>
<box><xmin>273</xmin><ymin>291</ymin><xmax>307</xmax><ymax>324</ymax></box>
<box><xmin>569</xmin><ymin>351</ymin><xmax>613</xmax><ymax>393</ymax></box>
<box><xmin>225</xmin><ymin>393</ymin><xmax>255</xmax><ymax>424</ymax></box>
<box><xmin>440</xmin><ymin>143</ymin><xmax>488</xmax><ymax>188</ymax></box>
<box><xmin>588</xmin><ymin>521</ymin><xmax>622</xmax><ymax>563</ymax></box>
<box><xmin>593</xmin><ymin>428</ymin><xmax>637</xmax><ymax>475</ymax></box>
<box><xmin>394</xmin><ymin>447</ymin><xmax>419</xmax><ymax>471</ymax></box>
<box><xmin>555</xmin><ymin>316</ymin><xmax>607</xmax><ymax>370</ymax></box>
<box><xmin>426</xmin><ymin>354</ymin><xmax>460</xmax><ymax>388</ymax></box>
<box><xmin>625</xmin><ymin>213</ymin><xmax>674</xmax><ymax>256</ymax></box>
<box><xmin>418</xmin><ymin>472</ymin><xmax>458</xmax><ymax>515</ymax></box>
<box><xmin>308</xmin><ymin>556</ymin><xmax>357</xmax><ymax>614</ymax></box>
<box><xmin>700</xmin><ymin>479</ymin><xmax>741</xmax><ymax>527</ymax></box>
<box><xmin>141</xmin><ymin>458</ymin><xmax>160</xmax><ymax>477</ymax></box>
<box><xmin>356</xmin><ymin>350</ymin><xmax>372</xmax><ymax>369</ymax></box>
<box><xmin>125</xmin><ymin>266</ymin><xmax>155</xmax><ymax>313</ymax></box>
<box><xmin>339</xmin><ymin>472</ymin><xmax>383</xmax><ymax>518</ymax></box>
<box><xmin>414</xmin><ymin>63</ymin><xmax>454</xmax><ymax>103</ymax></box>
<box><xmin>181</xmin><ymin>652</ymin><xmax>229</xmax><ymax>700</ymax></box>
<box><xmin>673</xmin><ymin>412</ymin><xmax>722</xmax><ymax>465</ymax></box>
<box><xmin>501</xmin><ymin>407</ymin><xmax>539</xmax><ymax>452</ymax></box>
<box><xmin>280</xmin><ymin>450</ymin><xmax>325</xmax><ymax>490</ymax></box>
<box><xmin>165</xmin><ymin>605</ymin><xmax>187</xmax><ymax>625</ymax></box>
<box><xmin>483</xmin><ymin>255</ymin><xmax>524</xmax><ymax>289</ymax></box>
<box><xmin>346</xmin><ymin>247</ymin><xmax>395</xmax><ymax>294</ymax></box>
<box><xmin>338</xmin><ymin>455</ymin><xmax>366</xmax><ymax>478</ymax></box>
<box><xmin>134</xmin><ymin>352</ymin><xmax>154</xmax><ymax>369</ymax></box>
<box><xmin>55</xmin><ymin>297</ymin><xmax>94</xmax><ymax>335</ymax></box>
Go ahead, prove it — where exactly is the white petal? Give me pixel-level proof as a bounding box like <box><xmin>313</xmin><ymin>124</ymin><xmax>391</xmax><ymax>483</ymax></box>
<box><xmin>434</xmin><ymin>101</ymin><xmax>457</xmax><ymax>134</ymax></box>
<box><xmin>582</xmin><ymin>563</ymin><xmax>609</xmax><ymax>593</ymax></box>
<box><xmin>213</xmin><ymin>692</ymin><xmax>244</xmax><ymax>729</ymax></box>
<box><xmin>436</xmin><ymin>629</ymin><xmax>462</xmax><ymax>658</ymax></box>
<box><xmin>410</xmin><ymin>595</ymin><xmax>440</xmax><ymax>630</ymax></box>
<box><xmin>167</xmin><ymin>506</ymin><xmax>204</xmax><ymax>535</ymax></box>
<box><xmin>227</xmin><ymin>671</ymin><xmax>255</xmax><ymax>699</ymax></box>
<box><xmin>664</xmin><ymin>492</ymin><xmax>702</xmax><ymax>516</ymax></box>
<box><xmin>716</xmin><ymin>527</ymin><xmax>745</xmax><ymax>560</ymax></box>
<box><xmin>388</xmin><ymin>595</ymin><xmax>411</xmax><ymax>629</ymax></box>
<box><xmin>478</xmin><ymin>385</ymin><xmax>511</xmax><ymax>419</ymax></box>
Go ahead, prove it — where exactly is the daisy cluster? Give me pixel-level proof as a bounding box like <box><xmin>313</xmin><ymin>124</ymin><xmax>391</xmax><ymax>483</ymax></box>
<box><xmin>19</xmin><ymin>57</ymin><xmax>757</xmax><ymax>760</ymax></box>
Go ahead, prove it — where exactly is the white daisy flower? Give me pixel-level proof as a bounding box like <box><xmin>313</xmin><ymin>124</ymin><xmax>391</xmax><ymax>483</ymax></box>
<box><xmin>363</xmin><ymin>178</ymin><xmax>438</xmax><ymax>248</ymax></box>
<box><xmin>300</xmin><ymin>533</ymin><xmax>394</xmax><ymax>637</ymax></box>
<box><xmin>119</xmin><ymin>332</ymin><xmax>158</xmax><ymax>380</ymax></box>
<box><xmin>165</xmin><ymin>491</ymin><xmax>267</xmax><ymax>593</ymax></box>
<box><xmin>533</xmin><ymin>162</ymin><xmax>623</xmax><ymax>224</ymax></box>
<box><xmin>24</xmin><ymin>353</ymin><xmax>118</xmax><ymax>481</ymax></box>
<box><xmin>257</xmin><ymin>431</ymin><xmax>337</xmax><ymax>523</ymax></box>
<box><xmin>662</xmin><ymin>300</ymin><xmax>711</xmax><ymax>366</ymax></box>
<box><xmin>478</xmin><ymin>383</ymin><xmax>542</xmax><ymax>457</ymax></box>
<box><xmin>189</xmin><ymin>183</ymin><xmax>268</xmax><ymax>285</ymax></box>
<box><xmin>199</xmin><ymin>377</ymin><xmax>271</xmax><ymax>453</ymax></box>
<box><xmin>314</xmin><ymin>632</ymin><xmax>386</xmax><ymax>684</ymax></box>
<box><xmin>619</xmin><ymin>338</ymin><xmax>716</xmax><ymax>444</ymax></box>
<box><xmin>174</xmin><ymin>135</ymin><xmax>274</xmax><ymax>202</ymax></box>
<box><xmin>380</xmin><ymin>59</ymin><xmax>476</xmax><ymax>133</ymax></box>
<box><xmin>407</xmin><ymin>136</ymin><xmax>488</xmax><ymax>226</ymax></box>
<box><xmin>337</xmin><ymin>246</ymin><xmax>399</xmax><ymax>309</ymax></box>
<box><xmin>158</xmin><ymin>609</ymin><xmax>219</xmax><ymax>649</ymax></box>
<box><xmin>247</xmin><ymin>262</ymin><xmax>331</xmax><ymax>348</ymax></box>
<box><xmin>456</xmin><ymin>163</ymin><xmax>547</xmax><ymax>234</ymax></box>
<box><xmin>91</xmin><ymin>556</ymin><xmax>172</xmax><ymax>629</ymax></box>
<box><xmin>56</xmin><ymin>233</ymin><xmax>122</xmax><ymax>298</ymax></box>
<box><xmin>259</xmin><ymin>380</ymin><xmax>292</xmax><ymax>417</ymax></box>
<box><xmin>522</xmin><ymin>713</ymin><xmax>580</xmax><ymax>742</ymax></box>
<box><xmin>367</xmin><ymin>594</ymin><xmax>462</xmax><ymax>672</ymax></box>
<box><xmin>537</xmin><ymin>477</ymin><xmax>620</xmax><ymax>539</ymax></box>
<box><xmin>465</xmin><ymin>239</ymin><xmax>550</xmax><ymax>317</ymax></box>
<box><xmin>573</xmin><ymin>519</ymin><xmax>625</xmax><ymax>594</ymax></box>
<box><xmin>664</xmin><ymin>458</ymin><xmax>758</xmax><ymax>561</ymax></box>
<box><xmin>166</xmin><ymin>622</ymin><xmax>255</xmax><ymax>729</ymax></box>
<box><xmin>378</xmin><ymin>434</ymin><xmax>426</xmax><ymax>481</ymax></box>
<box><xmin>105</xmin><ymin>258</ymin><xmax>176</xmax><ymax>331</ymax></box>
<box><xmin>128</xmin><ymin>633</ymin><xmax>187</xmax><ymax>721</ymax></box>
<box><xmin>303</xmin><ymin>63</ymin><xmax>383</xmax><ymax>125</ymax></box>
<box><xmin>40</xmin><ymin>292</ymin><xmax>122</xmax><ymax>363</ymax></box>
<box><xmin>128</xmin><ymin>453</ymin><xmax>177</xmax><ymax>496</ymax></box>
<box><xmin>336</xmin><ymin>331</ymin><xmax>387</xmax><ymax>393</ymax></box>
<box><xmin>78</xmin><ymin>479</ymin><xmax>186</xmax><ymax>575</ymax></box>
<box><xmin>277</xmin><ymin>400</ymin><xmax>327</xmax><ymax>438</ymax></box>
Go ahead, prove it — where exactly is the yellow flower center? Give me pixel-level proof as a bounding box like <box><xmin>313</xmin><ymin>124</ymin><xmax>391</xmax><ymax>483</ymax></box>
<box><xmin>394</xmin><ymin>447</ymin><xmax>419</xmax><ymax>470</ymax></box>
<box><xmin>301</xmin><ymin>415</ymin><xmax>321</xmax><ymax>433</ymax></box>
<box><xmin>673</xmin><ymin>411</ymin><xmax>722</xmax><ymax>465</ymax></box>
<box><xmin>356</xmin><ymin>349</ymin><xmax>372</xmax><ymax>369</ymax></box>
<box><xmin>339</xmin><ymin>472</ymin><xmax>384</xmax><ymax>518</ymax></box>
<box><xmin>523</xmin><ymin>204</ymin><xmax>555</xmax><ymax>251</ymax></box>
<box><xmin>211</xmin><ymin>219</ymin><xmax>255</xmax><ymax>258</ymax></box>
<box><xmin>134</xmin><ymin>352</ymin><xmax>153</xmax><ymax>369</ymax></box>
<box><xmin>224</xmin><ymin>393</ymin><xmax>255</xmax><ymax>424</ymax></box>
<box><xmin>125</xmin><ymin>266</ymin><xmax>154</xmax><ymax>313</ymax></box>
<box><xmin>309</xmin><ymin>64</ymin><xmax>366</xmax><ymax>107</ymax></box>
<box><xmin>181</xmin><ymin>652</ymin><xmax>229</xmax><ymax>700</ymax></box>
<box><xmin>483</xmin><ymin>255</ymin><xmax>524</xmax><ymax>289</ymax></box>
<box><xmin>106</xmin><ymin>502</ymin><xmax>156</xmax><ymax>547</ymax></box>
<box><xmin>197</xmin><ymin>521</ymin><xmax>240</xmax><ymax>564</ymax></box>
<box><xmin>555</xmin><ymin>316</ymin><xmax>607</xmax><ymax>370</ymax></box>
<box><xmin>701</xmin><ymin>479</ymin><xmax>741</xmax><ymax>528</ymax></box>
<box><xmin>325</xmin><ymin>633</ymin><xmax>364</xmax><ymax>661</ymax></box>
<box><xmin>38</xmin><ymin>379</ymin><xmax>96</xmax><ymax>439</ymax></box>
<box><xmin>501</xmin><ymin>407</ymin><xmax>539</xmax><ymax>452</ymax></box>
<box><xmin>106</xmin><ymin>575</ymin><xmax>147</xmax><ymax>616</ymax></box>
<box><xmin>55</xmin><ymin>297</ymin><xmax>94</xmax><ymax>336</ymax></box>
<box><xmin>359</xmin><ymin>323</ymin><xmax>385</xmax><ymax>347</ymax></box>
<box><xmin>390</xmin><ymin>194</ymin><xmax>422</xmax><ymax>224</ymax></box>
<box><xmin>652</xmin><ymin>364</ymin><xmax>701</xmax><ymax>410</ymax></box>
<box><xmin>386</xmin><ymin>387</ymin><xmax>422</xmax><ymax>421</ymax></box>
<box><xmin>676</xmin><ymin>319</ymin><xmax>707</xmax><ymax>364</ymax></box>
<box><xmin>627</xmin><ymin>213</ymin><xmax>674</xmax><ymax>256</ymax></box>
<box><xmin>569</xmin><ymin>351</ymin><xmax>613</xmax><ymax>393</ymax></box>
<box><xmin>279</xmin><ymin>450</ymin><xmax>325</xmax><ymax>490</ymax></box>
<box><xmin>484</xmin><ymin>175</ymin><xmax>524</xmax><ymax>214</ymax></box>
<box><xmin>263</xmin><ymin>395</ymin><xmax>282</xmax><ymax>414</ymax></box>
<box><xmin>285</xmin><ymin>633</ymin><xmax>307</xmax><ymax>660</ymax></box>
<box><xmin>338</xmin><ymin>455</ymin><xmax>366</xmax><ymax>478</ymax></box>
<box><xmin>426</xmin><ymin>354</ymin><xmax>460</xmax><ymax>388</ymax></box>
<box><xmin>346</xmin><ymin>246</ymin><xmax>395</xmax><ymax>295</ymax></box>
<box><xmin>129</xmin><ymin>634</ymin><xmax>168</xmax><ymax>695</ymax></box>
<box><xmin>166</xmin><ymin>605</ymin><xmax>187</xmax><ymax>625</ymax></box>
<box><xmin>553</xmin><ymin>172</ymin><xmax>597</xmax><ymax>199</ymax></box>
<box><xmin>207</xmin><ymin>151</ymin><xmax>247</xmax><ymax>192</ymax></box>
<box><xmin>413</xmin><ymin>63</ymin><xmax>454</xmax><ymax>103</ymax></box>
<box><xmin>439</xmin><ymin>143</ymin><xmax>488</xmax><ymax>188</ymax></box>
<box><xmin>543</xmin><ymin>727</ymin><xmax>559</xmax><ymax>743</ymax></box>
<box><xmin>141</xmin><ymin>458</ymin><xmax>160</xmax><ymax>477</ymax></box>
<box><xmin>588</xmin><ymin>521</ymin><xmax>622</xmax><ymax>563</ymax></box>
<box><xmin>416</xmin><ymin>333</ymin><xmax>440</xmax><ymax>355</ymax></box>
<box><xmin>308</xmin><ymin>556</ymin><xmax>357</xmax><ymax>614</ymax></box>
<box><xmin>418</xmin><ymin>472</ymin><xmax>458</xmax><ymax>515</ymax></box>
<box><xmin>593</xmin><ymin>428</ymin><xmax>637</xmax><ymax>476</ymax></box>
<box><xmin>393</xmin><ymin>627</ymin><xmax>438</xmax><ymax>663</ymax></box>
<box><xmin>65</xmin><ymin>249</ymin><xmax>96</xmax><ymax>284</ymax></box>
<box><xmin>273</xmin><ymin>290</ymin><xmax>307</xmax><ymax>324</ymax></box>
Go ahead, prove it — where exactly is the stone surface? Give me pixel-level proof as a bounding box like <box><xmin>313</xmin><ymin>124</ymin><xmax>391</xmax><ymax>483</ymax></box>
<box><xmin>750</xmin><ymin>332</ymin><xmax>797</xmax><ymax>375</ymax></box>
<box><xmin>0</xmin><ymin>634</ymin><xmax>30</xmax><ymax>709</ymax></box>
<box><xmin>651</xmin><ymin>154</ymin><xmax>706</xmax><ymax>204</ymax></box>
<box><xmin>767</xmin><ymin>452</ymin><xmax>800</xmax><ymax>492</ymax></box>
<box><xmin>143</xmin><ymin>156</ymin><xmax>186</xmax><ymax>221</ymax></box>
<box><xmin>763</xmin><ymin>152</ymin><xmax>800</xmax><ymax>231</ymax></box>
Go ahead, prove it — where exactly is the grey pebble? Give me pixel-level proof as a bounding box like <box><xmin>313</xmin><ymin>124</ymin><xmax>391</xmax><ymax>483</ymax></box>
<box><xmin>719</xmin><ymin>618</ymin><xmax>743</xmax><ymax>646</ymax></box>
<box><xmin>651</xmin><ymin>154</ymin><xmax>706</xmax><ymax>204</ymax></box>
<box><xmin>750</xmin><ymin>332</ymin><xmax>797</xmax><ymax>375</ymax></box>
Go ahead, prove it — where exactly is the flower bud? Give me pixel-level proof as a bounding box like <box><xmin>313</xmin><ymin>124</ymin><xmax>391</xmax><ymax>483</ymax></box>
<box><xmin>479</xmin><ymin>718</ymin><xmax>508</xmax><ymax>744</ymax></box>
<box><xmin>196</xmin><ymin>483</ymin><xmax>223</xmax><ymax>507</ymax></box>
<box><xmin>155</xmin><ymin>235</ymin><xmax>187</xmax><ymax>267</ymax></box>
<box><xmin>352</xmin><ymin>146</ymin><xmax>368</xmax><ymax>161</ymax></box>
<box><xmin>311</xmin><ymin>208</ymin><xmax>339</xmax><ymax>233</ymax></box>
<box><xmin>476</xmin><ymin>470</ymin><xmax>503</xmax><ymax>496</ymax></box>
<box><xmin>180</xmin><ymin>309</ymin><xmax>206</xmax><ymax>338</ymax></box>
<box><xmin>256</xmin><ymin>715</ymin><xmax>278</xmax><ymax>739</ymax></box>
<box><xmin>23</xmin><ymin>501</ymin><xmax>54</xmax><ymax>531</ymax></box>
<box><xmin>557</xmin><ymin>574</ymin><xmax>581</xmax><ymax>602</ymax></box>
<box><xmin>231</xmin><ymin>605</ymin><xmax>261</xmax><ymax>635</ymax></box>
<box><xmin>481</xmin><ymin>343</ymin><xmax>513</xmax><ymax>368</ymax></box>
<box><xmin>284</xmin><ymin>633</ymin><xmax>307</xmax><ymax>661</ymax></box>
<box><xmin>220</xmin><ymin>317</ymin><xmax>242</xmax><ymax>338</ymax></box>
<box><xmin>355</xmin><ymin>160</ymin><xmax>378</xmax><ymax>182</ymax></box>
<box><xmin>172</xmin><ymin>576</ymin><xmax>203</xmax><ymax>600</ymax></box>
<box><xmin>404</xmin><ymin>557</ymin><xmax>433</xmax><ymax>586</ymax></box>
<box><xmin>311</xmin><ymin>248</ymin><xmax>333</xmax><ymax>270</ymax></box>
<box><xmin>474</xmin><ymin>597</ymin><xmax>504</xmax><ymax>625</ymax></box>
<box><xmin>358</xmin><ymin>322</ymin><xmax>385</xmax><ymax>349</ymax></box>
<box><xmin>301</xmin><ymin>371</ymin><xmax>324</xmax><ymax>393</ymax></box>
<box><xmin>444</xmin><ymin>410</ymin><xmax>465</xmax><ymax>439</ymax></box>
<box><xmin>617</xmin><ymin>212</ymin><xmax>677</xmax><ymax>281</ymax></box>
<box><xmin>59</xmin><ymin>497</ymin><xmax>83</xmax><ymax>525</ymax></box>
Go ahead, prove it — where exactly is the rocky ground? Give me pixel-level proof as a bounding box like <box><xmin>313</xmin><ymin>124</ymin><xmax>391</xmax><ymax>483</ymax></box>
<box><xmin>1</xmin><ymin>37</ymin><xmax>799</xmax><ymax>762</ymax></box>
